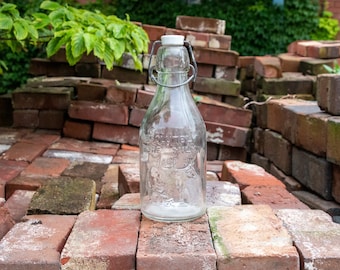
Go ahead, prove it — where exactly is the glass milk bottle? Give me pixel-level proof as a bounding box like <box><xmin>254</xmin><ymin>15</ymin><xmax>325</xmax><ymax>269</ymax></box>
<box><xmin>139</xmin><ymin>35</ymin><xmax>207</xmax><ymax>222</ymax></box>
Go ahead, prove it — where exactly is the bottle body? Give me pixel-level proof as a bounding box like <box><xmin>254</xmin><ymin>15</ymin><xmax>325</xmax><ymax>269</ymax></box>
<box><xmin>139</xmin><ymin>36</ymin><xmax>206</xmax><ymax>222</ymax></box>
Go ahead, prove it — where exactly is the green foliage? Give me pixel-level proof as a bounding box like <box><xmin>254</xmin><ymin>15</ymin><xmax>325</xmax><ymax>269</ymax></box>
<box><xmin>324</xmin><ymin>60</ymin><xmax>340</xmax><ymax>74</ymax></box>
<box><xmin>311</xmin><ymin>10</ymin><xmax>339</xmax><ymax>40</ymax></box>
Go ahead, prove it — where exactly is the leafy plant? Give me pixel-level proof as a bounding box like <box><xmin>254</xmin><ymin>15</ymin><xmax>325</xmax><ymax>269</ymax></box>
<box><xmin>323</xmin><ymin>60</ymin><xmax>340</xmax><ymax>74</ymax></box>
<box><xmin>310</xmin><ymin>10</ymin><xmax>339</xmax><ymax>40</ymax></box>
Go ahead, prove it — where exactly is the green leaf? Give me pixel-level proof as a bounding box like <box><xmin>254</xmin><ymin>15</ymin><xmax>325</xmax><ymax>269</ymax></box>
<box><xmin>26</xmin><ymin>23</ymin><xmax>39</xmax><ymax>40</ymax></box>
<box><xmin>71</xmin><ymin>31</ymin><xmax>86</xmax><ymax>58</ymax></box>
<box><xmin>83</xmin><ymin>32</ymin><xmax>96</xmax><ymax>54</ymax></box>
<box><xmin>40</xmin><ymin>1</ymin><xmax>62</xmax><ymax>11</ymax></box>
<box><xmin>102</xmin><ymin>42</ymin><xmax>115</xmax><ymax>70</ymax></box>
<box><xmin>106</xmin><ymin>37</ymin><xmax>125</xmax><ymax>60</ymax></box>
<box><xmin>13</xmin><ymin>20</ymin><xmax>28</xmax><ymax>40</ymax></box>
<box><xmin>0</xmin><ymin>14</ymin><xmax>13</xmax><ymax>30</ymax></box>
<box><xmin>46</xmin><ymin>34</ymin><xmax>69</xmax><ymax>57</ymax></box>
<box><xmin>32</xmin><ymin>12</ymin><xmax>51</xmax><ymax>29</ymax></box>
<box><xmin>93</xmin><ymin>39</ymin><xmax>105</xmax><ymax>59</ymax></box>
<box><xmin>65</xmin><ymin>42</ymin><xmax>82</xmax><ymax>66</ymax></box>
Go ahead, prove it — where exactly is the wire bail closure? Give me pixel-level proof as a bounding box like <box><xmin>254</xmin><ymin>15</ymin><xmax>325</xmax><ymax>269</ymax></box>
<box><xmin>148</xmin><ymin>40</ymin><xmax>198</xmax><ymax>88</ymax></box>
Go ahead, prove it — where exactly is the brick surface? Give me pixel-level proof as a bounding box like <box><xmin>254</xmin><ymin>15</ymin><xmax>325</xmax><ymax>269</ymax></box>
<box><xmin>214</xmin><ymin>66</ymin><xmax>237</xmax><ymax>81</ymax></box>
<box><xmin>251</xmin><ymin>153</ymin><xmax>270</xmax><ymax>172</ymax></box>
<box><xmin>142</xmin><ymin>24</ymin><xmax>166</xmax><ymax>40</ymax></box>
<box><xmin>75</xmin><ymin>62</ymin><xmax>101</xmax><ymax>77</ymax></box>
<box><xmin>102</xmin><ymin>66</ymin><xmax>148</xmax><ymax>84</ymax></box>
<box><xmin>93</xmin><ymin>123</ymin><xmax>139</xmax><ymax>146</ymax></box>
<box><xmin>193</xmin><ymin>77</ymin><xmax>240</xmax><ymax>96</ymax></box>
<box><xmin>68</xmin><ymin>100</ymin><xmax>129</xmax><ymax>125</ymax></box>
<box><xmin>43</xmin><ymin>149</ymin><xmax>113</xmax><ymax>164</ymax></box>
<box><xmin>0</xmin><ymin>207</ymin><xmax>15</xmax><ymax>240</ymax></box>
<box><xmin>0</xmin><ymin>215</ymin><xmax>76</xmax><ymax>270</ymax></box>
<box><xmin>333</xmin><ymin>164</ymin><xmax>340</xmax><ymax>203</ymax></box>
<box><xmin>206</xmin><ymin>180</ymin><xmax>241</xmax><ymax>207</ymax></box>
<box><xmin>316</xmin><ymin>73</ymin><xmax>333</xmax><ymax>110</ymax></box>
<box><xmin>269</xmin><ymin>163</ymin><xmax>303</xmax><ymax>192</ymax></box>
<box><xmin>1</xmin><ymin>142</ymin><xmax>48</xmax><ymax>163</ymax></box>
<box><xmin>300</xmin><ymin>58</ymin><xmax>335</xmax><ymax>75</ymax></box>
<box><xmin>221</xmin><ymin>160</ymin><xmax>285</xmax><ymax>189</ymax></box>
<box><xmin>208</xmin><ymin>34</ymin><xmax>231</xmax><ymax>50</ymax></box>
<box><xmin>135</xmin><ymin>88</ymin><xmax>155</xmax><ymax>108</ymax></box>
<box><xmin>208</xmin><ymin>205</ymin><xmax>299</xmax><ymax>270</ymax></box>
<box><xmin>137</xmin><ymin>214</ymin><xmax>216</xmax><ymax>270</ymax></box>
<box><xmin>97</xmin><ymin>164</ymin><xmax>120</xmax><ymax>209</ymax></box>
<box><xmin>254</xmin><ymin>56</ymin><xmax>282</xmax><ymax>78</ymax></box>
<box><xmin>21</xmin><ymin>157</ymin><xmax>69</xmax><ymax>177</ymax></box>
<box><xmin>263</xmin><ymin>129</ymin><xmax>292</xmax><ymax>175</ymax></box>
<box><xmin>185</xmin><ymin>31</ymin><xmax>209</xmax><ymax>47</ymax></box>
<box><xmin>62</xmin><ymin>120</ymin><xmax>92</xmax><ymax>141</ymax></box>
<box><xmin>176</xmin><ymin>15</ymin><xmax>225</xmax><ymax>34</ymax></box>
<box><xmin>217</xmin><ymin>145</ymin><xmax>247</xmax><ymax>162</ymax></box>
<box><xmin>118</xmin><ymin>163</ymin><xmax>140</xmax><ymax>195</ymax></box>
<box><xmin>76</xmin><ymin>82</ymin><xmax>107</xmax><ymax>101</ymax></box>
<box><xmin>197</xmin><ymin>63</ymin><xmax>214</xmax><ymax>77</ymax></box>
<box><xmin>206</xmin><ymin>121</ymin><xmax>250</xmax><ymax>147</ymax></box>
<box><xmin>39</xmin><ymin>110</ymin><xmax>66</xmax><ymax>130</ymax></box>
<box><xmin>327</xmin><ymin>116</ymin><xmax>340</xmax><ymax>165</ymax></box>
<box><xmin>193</xmin><ymin>47</ymin><xmax>239</xmax><ymax>66</ymax></box>
<box><xmin>61</xmin><ymin>210</ymin><xmax>140</xmax><ymax>270</ymax></box>
<box><xmin>19</xmin><ymin>132</ymin><xmax>60</xmax><ymax>146</ymax></box>
<box><xmin>28</xmin><ymin>177</ymin><xmax>96</xmax><ymax>215</ymax></box>
<box><xmin>129</xmin><ymin>107</ymin><xmax>146</xmax><ymax>127</ymax></box>
<box><xmin>276</xmin><ymin>209</ymin><xmax>340</xmax><ymax>270</ymax></box>
<box><xmin>105</xmin><ymin>82</ymin><xmax>139</xmax><ymax>106</ymax></box>
<box><xmin>112</xmin><ymin>148</ymin><xmax>139</xmax><ymax>164</ymax></box>
<box><xmin>292</xmin><ymin>146</ymin><xmax>332</xmax><ymax>200</ymax></box>
<box><xmin>0</xmin><ymin>94</ymin><xmax>13</xmax><ymax>127</ymax></box>
<box><xmin>12</xmin><ymin>109</ymin><xmax>39</xmax><ymax>128</ymax></box>
<box><xmin>278</xmin><ymin>52</ymin><xmax>310</xmax><ymax>72</ymax></box>
<box><xmin>0</xmin><ymin>159</ymin><xmax>29</xmax><ymax>183</ymax></box>
<box><xmin>242</xmin><ymin>185</ymin><xmax>309</xmax><ymax>209</ymax></box>
<box><xmin>4</xmin><ymin>190</ymin><xmax>35</xmax><ymax>222</ymax></box>
<box><xmin>112</xmin><ymin>193</ymin><xmax>141</xmax><ymax>210</ymax></box>
<box><xmin>328</xmin><ymin>74</ymin><xmax>340</xmax><ymax>115</ymax></box>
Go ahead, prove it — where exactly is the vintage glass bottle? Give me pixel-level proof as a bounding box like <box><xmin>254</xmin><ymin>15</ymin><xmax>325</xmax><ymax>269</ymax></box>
<box><xmin>139</xmin><ymin>35</ymin><xmax>207</xmax><ymax>222</ymax></box>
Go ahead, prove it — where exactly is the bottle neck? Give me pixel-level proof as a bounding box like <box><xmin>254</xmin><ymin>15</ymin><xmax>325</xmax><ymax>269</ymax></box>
<box><xmin>157</xmin><ymin>71</ymin><xmax>188</xmax><ymax>87</ymax></box>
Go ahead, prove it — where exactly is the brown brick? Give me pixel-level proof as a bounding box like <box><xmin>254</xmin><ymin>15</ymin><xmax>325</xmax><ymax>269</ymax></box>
<box><xmin>38</xmin><ymin>110</ymin><xmax>66</xmax><ymax>130</ymax></box>
<box><xmin>97</xmin><ymin>164</ymin><xmax>119</xmax><ymax>209</ymax></box>
<box><xmin>1</xmin><ymin>142</ymin><xmax>47</xmax><ymax>163</ymax></box>
<box><xmin>214</xmin><ymin>66</ymin><xmax>237</xmax><ymax>81</ymax></box>
<box><xmin>264</xmin><ymin>129</ymin><xmax>292</xmax><ymax>175</ymax></box>
<box><xmin>328</xmin><ymin>74</ymin><xmax>340</xmax><ymax>115</ymax></box>
<box><xmin>135</xmin><ymin>88</ymin><xmax>155</xmax><ymax>108</ymax></box>
<box><xmin>102</xmin><ymin>66</ymin><xmax>148</xmax><ymax>84</ymax></box>
<box><xmin>278</xmin><ymin>52</ymin><xmax>309</xmax><ymax>72</ymax></box>
<box><xmin>12</xmin><ymin>109</ymin><xmax>39</xmax><ymax>128</ymax></box>
<box><xmin>292</xmin><ymin>146</ymin><xmax>332</xmax><ymax>200</ymax></box>
<box><xmin>142</xmin><ymin>24</ymin><xmax>166</xmax><ymax>41</ymax></box>
<box><xmin>106</xmin><ymin>82</ymin><xmax>139</xmax><ymax>105</ymax></box>
<box><xmin>185</xmin><ymin>31</ymin><xmax>209</xmax><ymax>47</ymax></box>
<box><xmin>299</xmin><ymin>58</ymin><xmax>335</xmax><ymax>75</ymax></box>
<box><xmin>206</xmin><ymin>121</ymin><xmax>250</xmax><ymax>148</ymax></box>
<box><xmin>193</xmin><ymin>77</ymin><xmax>240</xmax><ymax>96</ymax></box>
<box><xmin>316</xmin><ymin>73</ymin><xmax>333</xmax><ymax>110</ymax></box>
<box><xmin>118</xmin><ymin>163</ymin><xmax>140</xmax><ymax>195</ymax></box>
<box><xmin>68</xmin><ymin>100</ymin><xmax>129</xmax><ymax>125</ymax></box>
<box><xmin>333</xmin><ymin>164</ymin><xmax>340</xmax><ymax>203</ymax></box>
<box><xmin>76</xmin><ymin>82</ymin><xmax>107</xmax><ymax>101</ymax></box>
<box><xmin>75</xmin><ymin>62</ymin><xmax>101</xmax><ymax>77</ymax></box>
<box><xmin>195</xmin><ymin>95</ymin><xmax>253</xmax><ymax>128</ymax></box>
<box><xmin>193</xmin><ymin>47</ymin><xmax>238</xmax><ymax>66</ymax></box>
<box><xmin>254</xmin><ymin>56</ymin><xmax>282</xmax><ymax>78</ymax></box>
<box><xmin>0</xmin><ymin>94</ymin><xmax>13</xmax><ymax>127</ymax></box>
<box><xmin>92</xmin><ymin>123</ymin><xmax>139</xmax><ymax>145</ymax></box>
<box><xmin>176</xmin><ymin>15</ymin><xmax>225</xmax><ymax>34</ymax></box>
<box><xmin>218</xmin><ymin>145</ymin><xmax>247</xmax><ymax>162</ymax></box>
<box><xmin>208</xmin><ymin>205</ymin><xmax>299</xmax><ymax>270</ymax></box>
<box><xmin>62</xmin><ymin>120</ymin><xmax>92</xmax><ymax>141</ymax></box>
<box><xmin>327</xmin><ymin>116</ymin><xmax>340</xmax><ymax>165</ymax></box>
<box><xmin>137</xmin><ymin>214</ymin><xmax>216</xmax><ymax>270</ymax></box>
<box><xmin>129</xmin><ymin>107</ymin><xmax>146</xmax><ymax>127</ymax></box>
<box><xmin>208</xmin><ymin>34</ymin><xmax>231</xmax><ymax>50</ymax></box>
<box><xmin>196</xmin><ymin>63</ymin><xmax>214</xmax><ymax>77</ymax></box>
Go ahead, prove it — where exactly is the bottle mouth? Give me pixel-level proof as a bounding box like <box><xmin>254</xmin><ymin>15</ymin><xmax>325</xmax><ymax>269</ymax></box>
<box><xmin>161</xmin><ymin>35</ymin><xmax>185</xmax><ymax>46</ymax></box>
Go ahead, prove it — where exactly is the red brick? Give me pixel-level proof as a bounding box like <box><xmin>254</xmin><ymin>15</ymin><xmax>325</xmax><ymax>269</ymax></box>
<box><xmin>76</xmin><ymin>82</ymin><xmax>107</xmax><ymax>101</ymax></box>
<box><xmin>102</xmin><ymin>66</ymin><xmax>148</xmax><ymax>84</ymax></box>
<box><xmin>327</xmin><ymin>116</ymin><xmax>340</xmax><ymax>165</ymax></box>
<box><xmin>5</xmin><ymin>175</ymin><xmax>48</xmax><ymax>199</ymax></box>
<box><xmin>328</xmin><ymin>74</ymin><xmax>340</xmax><ymax>115</ymax></box>
<box><xmin>1</xmin><ymin>142</ymin><xmax>47</xmax><ymax>163</ymax></box>
<box><xmin>112</xmin><ymin>149</ymin><xmax>139</xmax><ymax>164</ymax></box>
<box><xmin>68</xmin><ymin>100</ymin><xmax>129</xmax><ymax>125</ymax></box>
<box><xmin>208</xmin><ymin>205</ymin><xmax>299</xmax><ymax>270</ymax></box>
<box><xmin>49</xmin><ymin>137</ymin><xmax>119</xmax><ymax>156</ymax></box>
<box><xmin>193</xmin><ymin>77</ymin><xmax>240</xmax><ymax>96</ymax></box>
<box><xmin>333</xmin><ymin>164</ymin><xmax>340</xmax><ymax>203</ymax></box>
<box><xmin>164</xmin><ymin>28</ymin><xmax>187</xmax><ymax>36</ymax></box>
<box><xmin>97</xmin><ymin>164</ymin><xmax>119</xmax><ymax>209</ymax></box>
<box><xmin>129</xmin><ymin>107</ymin><xmax>146</xmax><ymax>127</ymax></box>
<box><xmin>208</xmin><ymin>34</ymin><xmax>231</xmax><ymax>50</ymax></box>
<box><xmin>118</xmin><ymin>163</ymin><xmax>140</xmax><ymax>195</ymax></box>
<box><xmin>196</xmin><ymin>63</ymin><xmax>214</xmax><ymax>77</ymax></box>
<box><xmin>195</xmin><ymin>95</ymin><xmax>253</xmax><ymax>127</ymax></box>
<box><xmin>61</xmin><ymin>210</ymin><xmax>140</xmax><ymax>269</ymax></box>
<box><xmin>278</xmin><ymin>52</ymin><xmax>311</xmax><ymax>72</ymax></box>
<box><xmin>0</xmin><ymin>207</ymin><xmax>15</xmax><ymax>239</ymax></box>
<box><xmin>206</xmin><ymin>121</ymin><xmax>250</xmax><ymax>147</ymax></box>
<box><xmin>75</xmin><ymin>62</ymin><xmax>101</xmax><ymax>77</ymax></box>
<box><xmin>316</xmin><ymin>73</ymin><xmax>333</xmax><ymax>110</ymax></box>
<box><xmin>112</xmin><ymin>192</ymin><xmax>140</xmax><ymax>210</ymax></box>
<box><xmin>185</xmin><ymin>31</ymin><xmax>209</xmax><ymax>47</ymax></box>
<box><xmin>19</xmin><ymin>133</ymin><xmax>60</xmax><ymax>146</ymax></box>
<box><xmin>218</xmin><ymin>145</ymin><xmax>247</xmax><ymax>162</ymax></box>
<box><xmin>276</xmin><ymin>208</ymin><xmax>340</xmax><ymax>270</ymax></box>
<box><xmin>93</xmin><ymin>123</ymin><xmax>139</xmax><ymax>145</ymax></box>
<box><xmin>307</xmin><ymin>41</ymin><xmax>340</xmax><ymax>59</ymax></box>
<box><xmin>296</xmin><ymin>40</ymin><xmax>322</xmax><ymax>57</ymax></box>
<box><xmin>221</xmin><ymin>160</ymin><xmax>285</xmax><ymax>189</ymax></box>
<box><xmin>21</xmin><ymin>157</ymin><xmax>69</xmax><ymax>177</ymax></box>
<box><xmin>176</xmin><ymin>15</ymin><xmax>225</xmax><ymax>34</ymax></box>
<box><xmin>142</xmin><ymin>24</ymin><xmax>166</xmax><ymax>41</ymax></box>
<box><xmin>254</xmin><ymin>56</ymin><xmax>282</xmax><ymax>78</ymax></box>
<box><xmin>0</xmin><ymin>215</ymin><xmax>76</xmax><ymax>269</ymax></box>
<box><xmin>12</xmin><ymin>109</ymin><xmax>39</xmax><ymax>128</ymax></box>
<box><xmin>12</xmin><ymin>87</ymin><xmax>73</xmax><ymax>110</ymax></box>
<box><xmin>214</xmin><ymin>66</ymin><xmax>237</xmax><ymax>81</ymax></box>
<box><xmin>105</xmin><ymin>82</ymin><xmax>139</xmax><ymax>105</ymax></box>
<box><xmin>242</xmin><ymin>185</ymin><xmax>309</xmax><ymax>209</ymax></box>
<box><xmin>264</xmin><ymin>129</ymin><xmax>292</xmax><ymax>175</ymax></box>
<box><xmin>4</xmin><ymin>190</ymin><xmax>35</xmax><ymax>222</ymax></box>
<box><xmin>62</xmin><ymin>120</ymin><xmax>92</xmax><ymax>141</ymax></box>
<box><xmin>38</xmin><ymin>110</ymin><xmax>66</xmax><ymax>130</ymax></box>
<box><xmin>135</xmin><ymin>88</ymin><xmax>155</xmax><ymax>108</ymax></box>
<box><xmin>193</xmin><ymin>47</ymin><xmax>239</xmax><ymax>66</ymax></box>
<box><xmin>137</xmin><ymin>214</ymin><xmax>216</xmax><ymax>270</ymax></box>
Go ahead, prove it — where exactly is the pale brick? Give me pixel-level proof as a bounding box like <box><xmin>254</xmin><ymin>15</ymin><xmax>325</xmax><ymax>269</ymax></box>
<box><xmin>206</xmin><ymin>180</ymin><xmax>241</xmax><ymax>207</ymax></box>
<box><xmin>0</xmin><ymin>207</ymin><xmax>15</xmax><ymax>240</ymax></box>
<box><xmin>208</xmin><ymin>205</ymin><xmax>299</xmax><ymax>270</ymax></box>
<box><xmin>137</xmin><ymin>214</ymin><xmax>216</xmax><ymax>270</ymax></box>
<box><xmin>97</xmin><ymin>164</ymin><xmax>120</xmax><ymax>209</ymax></box>
<box><xmin>208</xmin><ymin>34</ymin><xmax>231</xmax><ymax>50</ymax></box>
<box><xmin>176</xmin><ymin>15</ymin><xmax>225</xmax><ymax>34</ymax></box>
<box><xmin>112</xmin><ymin>149</ymin><xmax>139</xmax><ymax>164</ymax></box>
<box><xmin>21</xmin><ymin>157</ymin><xmax>70</xmax><ymax>177</ymax></box>
<box><xmin>185</xmin><ymin>31</ymin><xmax>209</xmax><ymax>47</ymax></box>
<box><xmin>43</xmin><ymin>149</ymin><xmax>113</xmax><ymax>164</ymax></box>
<box><xmin>61</xmin><ymin>210</ymin><xmax>140</xmax><ymax>270</ymax></box>
<box><xmin>193</xmin><ymin>47</ymin><xmax>238</xmax><ymax>66</ymax></box>
<box><xmin>118</xmin><ymin>163</ymin><xmax>140</xmax><ymax>195</ymax></box>
<box><xmin>112</xmin><ymin>193</ymin><xmax>140</xmax><ymax>210</ymax></box>
<box><xmin>4</xmin><ymin>190</ymin><xmax>35</xmax><ymax>222</ymax></box>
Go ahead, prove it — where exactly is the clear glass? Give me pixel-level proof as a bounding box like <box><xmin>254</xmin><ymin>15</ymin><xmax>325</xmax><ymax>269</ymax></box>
<box><xmin>139</xmin><ymin>40</ymin><xmax>207</xmax><ymax>222</ymax></box>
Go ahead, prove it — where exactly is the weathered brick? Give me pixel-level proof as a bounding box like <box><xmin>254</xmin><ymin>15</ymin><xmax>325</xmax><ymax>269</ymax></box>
<box><xmin>253</xmin><ymin>127</ymin><xmax>265</xmax><ymax>155</ymax></box>
<box><xmin>333</xmin><ymin>164</ymin><xmax>340</xmax><ymax>203</ymax></box>
<box><xmin>208</xmin><ymin>34</ymin><xmax>231</xmax><ymax>50</ymax></box>
<box><xmin>276</xmin><ymin>208</ymin><xmax>340</xmax><ymax>270</ymax></box>
<box><xmin>196</xmin><ymin>63</ymin><xmax>214</xmax><ymax>77</ymax></box>
<box><xmin>193</xmin><ymin>77</ymin><xmax>240</xmax><ymax>96</ymax></box>
<box><xmin>296</xmin><ymin>40</ymin><xmax>324</xmax><ymax>57</ymax></box>
<box><xmin>112</xmin><ymin>149</ymin><xmax>139</xmax><ymax>164</ymax></box>
<box><xmin>206</xmin><ymin>180</ymin><xmax>241</xmax><ymax>207</ymax></box>
<box><xmin>316</xmin><ymin>73</ymin><xmax>333</xmax><ymax>110</ymax></box>
<box><xmin>327</xmin><ymin>116</ymin><xmax>340</xmax><ymax>165</ymax></box>
<box><xmin>214</xmin><ymin>66</ymin><xmax>237</xmax><ymax>81</ymax></box>
<box><xmin>0</xmin><ymin>207</ymin><xmax>15</xmax><ymax>240</ymax></box>
<box><xmin>19</xmin><ymin>132</ymin><xmax>60</xmax><ymax>146</ymax></box>
<box><xmin>106</xmin><ymin>82</ymin><xmax>139</xmax><ymax>105</ymax></box>
<box><xmin>193</xmin><ymin>47</ymin><xmax>239</xmax><ymax>66</ymax></box>
<box><xmin>299</xmin><ymin>58</ymin><xmax>335</xmax><ymax>75</ymax></box>
<box><xmin>135</xmin><ymin>88</ymin><xmax>155</xmax><ymax>108</ymax></box>
<box><xmin>97</xmin><ymin>164</ymin><xmax>120</xmax><ymax>209</ymax></box>
<box><xmin>278</xmin><ymin>52</ymin><xmax>310</xmax><ymax>72</ymax></box>
<box><xmin>12</xmin><ymin>109</ymin><xmax>39</xmax><ymax>128</ymax></box>
<box><xmin>269</xmin><ymin>163</ymin><xmax>303</xmax><ymax>192</ymax></box>
<box><xmin>195</xmin><ymin>95</ymin><xmax>253</xmax><ymax>128</ymax></box>
<box><xmin>307</xmin><ymin>41</ymin><xmax>340</xmax><ymax>59</ymax></box>
<box><xmin>250</xmin><ymin>153</ymin><xmax>270</xmax><ymax>172</ymax></box>
<box><xmin>292</xmin><ymin>146</ymin><xmax>332</xmax><ymax>200</ymax></box>
<box><xmin>4</xmin><ymin>190</ymin><xmax>35</xmax><ymax>222</ymax></box>
<box><xmin>221</xmin><ymin>160</ymin><xmax>285</xmax><ymax>189</ymax></box>
<box><xmin>217</xmin><ymin>145</ymin><xmax>247</xmax><ymax>162</ymax></box>
<box><xmin>137</xmin><ymin>214</ymin><xmax>216</xmax><ymax>270</ymax></box>
<box><xmin>118</xmin><ymin>163</ymin><xmax>140</xmax><ymax>195</ymax></box>
<box><xmin>254</xmin><ymin>56</ymin><xmax>282</xmax><ymax>78</ymax></box>
<box><xmin>76</xmin><ymin>82</ymin><xmax>107</xmax><ymax>101</ymax></box>
<box><xmin>1</xmin><ymin>142</ymin><xmax>47</xmax><ymax>163</ymax></box>
<box><xmin>93</xmin><ymin>123</ymin><xmax>139</xmax><ymax>145</ymax></box>
<box><xmin>102</xmin><ymin>66</ymin><xmax>148</xmax><ymax>84</ymax></box>
<box><xmin>263</xmin><ymin>129</ymin><xmax>292</xmax><ymax>175</ymax></box>
<box><xmin>0</xmin><ymin>215</ymin><xmax>76</xmax><ymax>270</ymax></box>
<box><xmin>223</xmin><ymin>94</ymin><xmax>246</xmax><ymax>108</ymax></box>
<box><xmin>112</xmin><ymin>193</ymin><xmax>140</xmax><ymax>210</ymax></box>
<box><xmin>61</xmin><ymin>210</ymin><xmax>140</xmax><ymax>270</ymax></box>
<box><xmin>38</xmin><ymin>110</ymin><xmax>66</xmax><ymax>130</ymax></box>
<box><xmin>12</xmin><ymin>87</ymin><xmax>73</xmax><ymax>110</ymax></box>
<box><xmin>142</xmin><ymin>24</ymin><xmax>166</xmax><ymax>40</ymax></box>
<box><xmin>185</xmin><ymin>31</ymin><xmax>209</xmax><ymax>47</ymax></box>
<box><xmin>75</xmin><ymin>62</ymin><xmax>101</xmax><ymax>77</ymax></box>
<box><xmin>129</xmin><ymin>107</ymin><xmax>146</xmax><ymax>127</ymax></box>
<box><xmin>258</xmin><ymin>72</ymin><xmax>314</xmax><ymax>95</ymax></box>
<box><xmin>28</xmin><ymin>177</ymin><xmax>96</xmax><ymax>215</ymax></box>
<box><xmin>208</xmin><ymin>205</ymin><xmax>299</xmax><ymax>270</ymax></box>
<box><xmin>21</xmin><ymin>157</ymin><xmax>69</xmax><ymax>177</ymax></box>
<box><xmin>62</xmin><ymin>120</ymin><xmax>92</xmax><ymax>141</ymax></box>
<box><xmin>176</xmin><ymin>15</ymin><xmax>225</xmax><ymax>34</ymax></box>
<box><xmin>328</xmin><ymin>74</ymin><xmax>340</xmax><ymax>115</ymax></box>
<box><xmin>68</xmin><ymin>100</ymin><xmax>129</xmax><ymax>125</ymax></box>
<box><xmin>164</xmin><ymin>27</ymin><xmax>187</xmax><ymax>36</ymax></box>
<box><xmin>206</xmin><ymin>121</ymin><xmax>250</xmax><ymax>147</ymax></box>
